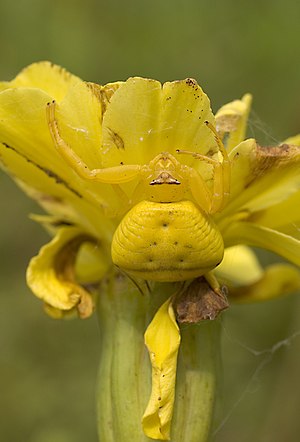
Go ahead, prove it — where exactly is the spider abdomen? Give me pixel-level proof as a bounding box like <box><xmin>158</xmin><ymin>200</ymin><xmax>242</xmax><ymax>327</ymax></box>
<box><xmin>111</xmin><ymin>200</ymin><xmax>224</xmax><ymax>282</ymax></box>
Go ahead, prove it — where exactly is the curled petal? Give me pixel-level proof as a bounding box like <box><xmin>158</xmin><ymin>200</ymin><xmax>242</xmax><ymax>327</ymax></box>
<box><xmin>26</xmin><ymin>227</ymin><xmax>101</xmax><ymax>318</ymax></box>
<box><xmin>142</xmin><ymin>298</ymin><xmax>181</xmax><ymax>440</ymax></box>
<box><xmin>216</xmin><ymin>93</ymin><xmax>252</xmax><ymax>151</ymax></box>
<box><xmin>229</xmin><ymin>264</ymin><xmax>300</xmax><ymax>302</ymax></box>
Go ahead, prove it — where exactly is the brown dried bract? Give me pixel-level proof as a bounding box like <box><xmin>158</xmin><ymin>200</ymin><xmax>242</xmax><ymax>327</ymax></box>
<box><xmin>251</xmin><ymin>143</ymin><xmax>300</xmax><ymax>180</ymax></box>
<box><xmin>173</xmin><ymin>277</ymin><xmax>229</xmax><ymax>323</ymax></box>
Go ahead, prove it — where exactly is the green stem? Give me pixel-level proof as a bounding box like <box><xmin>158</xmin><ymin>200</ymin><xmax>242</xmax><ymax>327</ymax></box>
<box><xmin>96</xmin><ymin>274</ymin><xmax>221</xmax><ymax>442</ymax></box>
<box><xmin>172</xmin><ymin>322</ymin><xmax>221</xmax><ymax>441</ymax></box>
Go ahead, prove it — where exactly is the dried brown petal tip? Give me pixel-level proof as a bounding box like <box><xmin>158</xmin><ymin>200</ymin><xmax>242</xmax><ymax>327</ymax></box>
<box><xmin>174</xmin><ymin>277</ymin><xmax>229</xmax><ymax>324</ymax></box>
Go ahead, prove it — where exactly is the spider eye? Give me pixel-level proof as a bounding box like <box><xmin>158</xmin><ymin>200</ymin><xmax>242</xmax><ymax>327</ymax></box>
<box><xmin>150</xmin><ymin>172</ymin><xmax>181</xmax><ymax>185</ymax></box>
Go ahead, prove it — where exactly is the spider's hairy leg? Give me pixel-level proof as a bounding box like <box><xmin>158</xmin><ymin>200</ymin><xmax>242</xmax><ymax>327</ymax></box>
<box><xmin>46</xmin><ymin>100</ymin><xmax>141</xmax><ymax>184</ymax></box>
<box><xmin>204</xmin><ymin>120</ymin><xmax>231</xmax><ymax>212</ymax></box>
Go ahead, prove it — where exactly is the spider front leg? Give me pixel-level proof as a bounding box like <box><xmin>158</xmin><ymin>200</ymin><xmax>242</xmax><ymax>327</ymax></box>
<box><xmin>177</xmin><ymin>122</ymin><xmax>231</xmax><ymax>214</ymax></box>
<box><xmin>185</xmin><ymin>155</ymin><xmax>230</xmax><ymax>214</ymax></box>
<box><xmin>204</xmin><ymin>120</ymin><xmax>230</xmax><ymax>213</ymax></box>
<box><xmin>46</xmin><ymin>100</ymin><xmax>141</xmax><ymax>184</ymax></box>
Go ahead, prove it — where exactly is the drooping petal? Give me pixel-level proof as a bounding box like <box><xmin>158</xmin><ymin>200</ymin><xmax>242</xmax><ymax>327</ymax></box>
<box><xmin>215</xmin><ymin>245</ymin><xmax>264</xmax><ymax>287</ymax></box>
<box><xmin>142</xmin><ymin>297</ymin><xmax>181</xmax><ymax>440</ymax></box>
<box><xmin>223</xmin><ymin>221</ymin><xmax>300</xmax><ymax>267</ymax></box>
<box><xmin>216</xmin><ymin>93</ymin><xmax>252</xmax><ymax>152</ymax></box>
<box><xmin>0</xmin><ymin>61</ymin><xmax>81</xmax><ymax>100</ymax></box>
<box><xmin>229</xmin><ymin>263</ymin><xmax>300</xmax><ymax>302</ymax></box>
<box><xmin>26</xmin><ymin>227</ymin><xmax>100</xmax><ymax>318</ymax></box>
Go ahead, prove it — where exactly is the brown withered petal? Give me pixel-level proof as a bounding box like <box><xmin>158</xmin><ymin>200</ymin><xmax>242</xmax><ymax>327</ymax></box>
<box><xmin>173</xmin><ymin>277</ymin><xmax>229</xmax><ymax>323</ymax></box>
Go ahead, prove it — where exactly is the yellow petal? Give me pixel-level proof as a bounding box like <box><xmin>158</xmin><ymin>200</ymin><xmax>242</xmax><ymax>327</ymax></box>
<box><xmin>229</xmin><ymin>263</ymin><xmax>300</xmax><ymax>302</ymax></box>
<box><xmin>0</xmin><ymin>61</ymin><xmax>81</xmax><ymax>100</ymax></box>
<box><xmin>48</xmin><ymin>79</ymin><xmax>124</xmax><ymax>212</ymax></box>
<box><xmin>160</xmin><ymin>79</ymin><xmax>218</xmax><ymax>161</ymax></box>
<box><xmin>219</xmin><ymin>141</ymin><xmax>300</xmax><ymax>220</ymax></box>
<box><xmin>54</xmin><ymin>81</ymin><xmax>103</xmax><ymax>168</ymax></box>
<box><xmin>218</xmin><ymin>138</ymin><xmax>257</xmax><ymax>216</ymax></box>
<box><xmin>0</xmin><ymin>87</ymin><xmax>115</xmax><ymax>239</ymax></box>
<box><xmin>75</xmin><ymin>241</ymin><xmax>109</xmax><ymax>284</ymax></box>
<box><xmin>51</xmin><ymin>79</ymin><xmax>133</xmax><ymax>212</ymax></box>
<box><xmin>100</xmin><ymin>77</ymin><xmax>219</xmax><ymax>169</ymax></box>
<box><xmin>223</xmin><ymin>221</ymin><xmax>300</xmax><ymax>267</ymax></box>
<box><xmin>26</xmin><ymin>227</ymin><xmax>98</xmax><ymax>318</ymax></box>
<box><xmin>142</xmin><ymin>298</ymin><xmax>181</xmax><ymax>440</ymax></box>
<box><xmin>215</xmin><ymin>245</ymin><xmax>263</xmax><ymax>287</ymax></box>
<box><xmin>216</xmin><ymin>93</ymin><xmax>252</xmax><ymax>151</ymax></box>
<box><xmin>248</xmin><ymin>189</ymin><xmax>300</xmax><ymax>234</ymax></box>
<box><xmin>0</xmin><ymin>87</ymin><xmax>83</xmax><ymax>198</ymax></box>
<box><xmin>283</xmin><ymin>134</ymin><xmax>300</xmax><ymax>146</ymax></box>
<box><xmin>29</xmin><ymin>216</ymin><xmax>110</xmax><ymax>285</ymax></box>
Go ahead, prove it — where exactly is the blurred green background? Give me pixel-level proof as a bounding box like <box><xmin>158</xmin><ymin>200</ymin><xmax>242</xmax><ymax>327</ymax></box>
<box><xmin>0</xmin><ymin>0</ymin><xmax>300</xmax><ymax>441</ymax></box>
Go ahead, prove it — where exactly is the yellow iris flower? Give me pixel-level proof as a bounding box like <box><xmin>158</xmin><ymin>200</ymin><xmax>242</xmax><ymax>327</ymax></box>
<box><xmin>1</xmin><ymin>62</ymin><xmax>300</xmax><ymax>440</ymax></box>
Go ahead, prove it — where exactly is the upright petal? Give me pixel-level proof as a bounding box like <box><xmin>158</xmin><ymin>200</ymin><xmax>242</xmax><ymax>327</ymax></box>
<box><xmin>216</xmin><ymin>93</ymin><xmax>252</xmax><ymax>152</ymax></box>
<box><xmin>100</xmin><ymin>77</ymin><xmax>219</xmax><ymax>169</ymax></box>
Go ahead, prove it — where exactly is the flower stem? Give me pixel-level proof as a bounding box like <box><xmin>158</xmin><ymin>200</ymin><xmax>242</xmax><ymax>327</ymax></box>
<box><xmin>96</xmin><ymin>274</ymin><xmax>221</xmax><ymax>442</ymax></box>
<box><xmin>172</xmin><ymin>321</ymin><xmax>221</xmax><ymax>441</ymax></box>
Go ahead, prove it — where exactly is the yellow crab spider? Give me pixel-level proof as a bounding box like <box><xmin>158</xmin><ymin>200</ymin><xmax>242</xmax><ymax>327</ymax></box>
<box><xmin>46</xmin><ymin>100</ymin><xmax>230</xmax><ymax>283</ymax></box>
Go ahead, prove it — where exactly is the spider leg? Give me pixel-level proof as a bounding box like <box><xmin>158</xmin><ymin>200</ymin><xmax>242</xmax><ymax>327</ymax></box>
<box><xmin>180</xmin><ymin>165</ymin><xmax>213</xmax><ymax>213</ymax></box>
<box><xmin>204</xmin><ymin>121</ymin><xmax>231</xmax><ymax>213</ymax></box>
<box><xmin>46</xmin><ymin>100</ymin><xmax>141</xmax><ymax>184</ymax></box>
<box><xmin>178</xmin><ymin>121</ymin><xmax>231</xmax><ymax>214</ymax></box>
